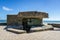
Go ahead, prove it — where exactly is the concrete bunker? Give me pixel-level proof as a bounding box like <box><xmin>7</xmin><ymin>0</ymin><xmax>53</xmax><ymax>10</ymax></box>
<box><xmin>7</xmin><ymin>11</ymin><xmax>48</xmax><ymax>32</ymax></box>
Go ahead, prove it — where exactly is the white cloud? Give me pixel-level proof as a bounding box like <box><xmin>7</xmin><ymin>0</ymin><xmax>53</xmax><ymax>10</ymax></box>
<box><xmin>2</xmin><ymin>6</ymin><xmax>13</xmax><ymax>11</ymax></box>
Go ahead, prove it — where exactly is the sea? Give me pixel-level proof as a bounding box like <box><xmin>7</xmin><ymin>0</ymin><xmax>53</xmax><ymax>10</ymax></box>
<box><xmin>0</xmin><ymin>20</ymin><xmax>7</xmax><ymax>23</ymax></box>
<box><xmin>0</xmin><ymin>20</ymin><xmax>60</xmax><ymax>24</ymax></box>
<box><xmin>43</xmin><ymin>21</ymin><xmax>60</xmax><ymax>24</ymax></box>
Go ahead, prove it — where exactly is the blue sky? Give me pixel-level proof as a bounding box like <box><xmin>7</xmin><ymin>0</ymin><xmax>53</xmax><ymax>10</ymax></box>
<box><xmin>0</xmin><ymin>0</ymin><xmax>60</xmax><ymax>21</ymax></box>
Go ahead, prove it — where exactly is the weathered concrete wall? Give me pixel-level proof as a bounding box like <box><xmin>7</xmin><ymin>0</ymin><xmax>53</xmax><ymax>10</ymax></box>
<box><xmin>29</xmin><ymin>18</ymin><xmax>42</xmax><ymax>26</ymax></box>
<box><xmin>17</xmin><ymin>17</ymin><xmax>23</xmax><ymax>25</ymax></box>
<box><xmin>7</xmin><ymin>15</ymin><xmax>17</xmax><ymax>25</ymax></box>
<box><xmin>7</xmin><ymin>11</ymin><xmax>48</xmax><ymax>26</ymax></box>
<box><xmin>18</xmin><ymin>11</ymin><xmax>48</xmax><ymax>18</ymax></box>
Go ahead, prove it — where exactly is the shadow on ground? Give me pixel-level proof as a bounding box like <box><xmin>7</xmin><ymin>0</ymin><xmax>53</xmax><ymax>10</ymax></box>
<box><xmin>4</xmin><ymin>25</ymin><xmax>26</xmax><ymax>34</ymax></box>
<box><xmin>5</xmin><ymin>29</ymin><xmax>46</xmax><ymax>34</ymax></box>
<box><xmin>4</xmin><ymin>26</ymin><xmax>44</xmax><ymax>34</ymax></box>
<box><xmin>4</xmin><ymin>25</ymin><xmax>55</xmax><ymax>34</ymax></box>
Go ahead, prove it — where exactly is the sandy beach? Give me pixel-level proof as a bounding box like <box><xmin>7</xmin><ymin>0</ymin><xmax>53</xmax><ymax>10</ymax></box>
<box><xmin>0</xmin><ymin>26</ymin><xmax>60</xmax><ymax>40</ymax></box>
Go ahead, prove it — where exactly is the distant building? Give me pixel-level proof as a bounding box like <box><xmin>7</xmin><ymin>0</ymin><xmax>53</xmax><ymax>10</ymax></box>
<box><xmin>7</xmin><ymin>11</ymin><xmax>48</xmax><ymax>26</ymax></box>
